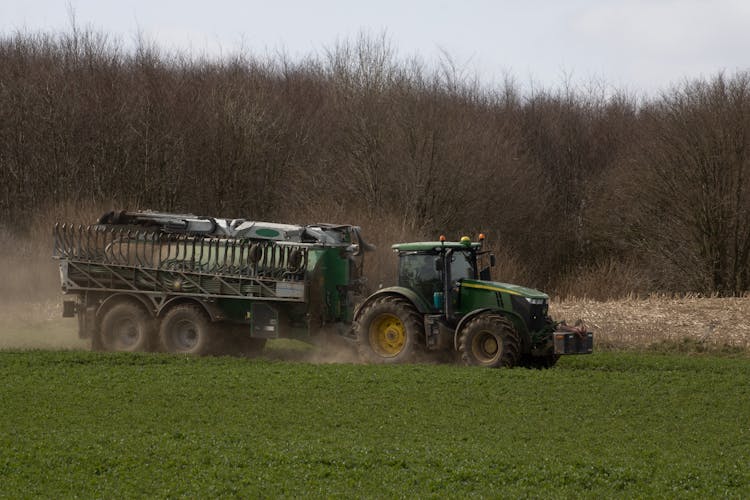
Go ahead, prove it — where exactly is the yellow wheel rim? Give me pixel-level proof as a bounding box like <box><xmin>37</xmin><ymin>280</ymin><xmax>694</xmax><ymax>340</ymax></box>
<box><xmin>369</xmin><ymin>313</ymin><xmax>406</xmax><ymax>357</ymax></box>
<box><xmin>471</xmin><ymin>331</ymin><xmax>501</xmax><ymax>364</ymax></box>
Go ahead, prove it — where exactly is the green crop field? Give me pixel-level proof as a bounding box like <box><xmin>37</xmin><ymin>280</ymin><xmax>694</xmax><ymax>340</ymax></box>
<box><xmin>1</xmin><ymin>351</ymin><xmax>748</xmax><ymax>498</ymax></box>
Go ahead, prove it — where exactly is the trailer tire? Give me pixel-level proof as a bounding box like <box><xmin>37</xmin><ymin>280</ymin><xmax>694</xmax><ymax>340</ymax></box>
<box><xmin>458</xmin><ymin>313</ymin><xmax>520</xmax><ymax>368</ymax></box>
<box><xmin>354</xmin><ymin>295</ymin><xmax>423</xmax><ymax>364</ymax></box>
<box><xmin>99</xmin><ymin>301</ymin><xmax>155</xmax><ymax>352</ymax></box>
<box><xmin>159</xmin><ymin>304</ymin><xmax>214</xmax><ymax>355</ymax></box>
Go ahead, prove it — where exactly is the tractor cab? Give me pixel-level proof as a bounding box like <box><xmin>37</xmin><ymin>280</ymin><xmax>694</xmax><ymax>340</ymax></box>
<box><xmin>393</xmin><ymin>237</ymin><xmax>487</xmax><ymax>314</ymax></box>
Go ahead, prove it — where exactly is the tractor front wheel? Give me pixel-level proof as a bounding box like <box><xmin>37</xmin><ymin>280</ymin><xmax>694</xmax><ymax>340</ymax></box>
<box><xmin>354</xmin><ymin>296</ymin><xmax>423</xmax><ymax>364</ymax></box>
<box><xmin>458</xmin><ymin>313</ymin><xmax>520</xmax><ymax>368</ymax></box>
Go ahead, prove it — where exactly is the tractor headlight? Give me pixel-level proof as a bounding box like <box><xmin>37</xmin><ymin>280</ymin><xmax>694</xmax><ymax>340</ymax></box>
<box><xmin>526</xmin><ymin>297</ymin><xmax>547</xmax><ymax>305</ymax></box>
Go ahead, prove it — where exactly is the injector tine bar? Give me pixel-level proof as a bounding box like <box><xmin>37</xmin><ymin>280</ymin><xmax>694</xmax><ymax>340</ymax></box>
<box><xmin>52</xmin><ymin>224</ymin><xmax>310</xmax><ymax>301</ymax></box>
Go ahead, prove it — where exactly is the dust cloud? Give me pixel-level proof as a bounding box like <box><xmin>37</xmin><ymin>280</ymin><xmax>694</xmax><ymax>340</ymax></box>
<box><xmin>0</xmin><ymin>232</ymin><xmax>87</xmax><ymax>351</ymax></box>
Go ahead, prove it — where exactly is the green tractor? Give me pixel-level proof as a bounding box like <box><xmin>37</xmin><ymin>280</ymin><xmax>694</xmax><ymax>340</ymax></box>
<box><xmin>353</xmin><ymin>236</ymin><xmax>592</xmax><ymax>368</ymax></box>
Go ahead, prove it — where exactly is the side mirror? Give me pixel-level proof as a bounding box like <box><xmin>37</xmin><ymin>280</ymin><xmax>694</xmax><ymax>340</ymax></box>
<box><xmin>434</xmin><ymin>259</ymin><xmax>444</xmax><ymax>271</ymax></box>
<box><xmin>490</xmin><ymin>254</ymin><xmax>496</xmax><ymax>267</ymax></box>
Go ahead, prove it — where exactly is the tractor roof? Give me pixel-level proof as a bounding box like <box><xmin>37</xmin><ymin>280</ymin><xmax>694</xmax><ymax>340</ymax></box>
<box><xmin>392</xmin><ymin>241</ymin><xmax>482</xmax><ymax>252</ymax></box>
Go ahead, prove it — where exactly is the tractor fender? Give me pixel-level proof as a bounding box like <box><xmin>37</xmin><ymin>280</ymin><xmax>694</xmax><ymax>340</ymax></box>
<box><xmin>353</xmin><ymin>286</ymin><xmax>432</xmax><ymax>322</ymax></box>
<box><xmin>96</xmin><ymin>293</ymin><xmax>155</xmax><ymax>319</ymax></box>
<box><xmin>157</xmin><ymin>297</ymin><xmax>226</xmax><ymax>322</ymax></box>
<box><xmin>453</xmin><ymin>308</ymin><xmax>530</xmax><ymax>351</ymax></box>
<box><xmin>453</xmin><ymin>308</ymin><xmax>493</xmax><ymax>350</ymax></box>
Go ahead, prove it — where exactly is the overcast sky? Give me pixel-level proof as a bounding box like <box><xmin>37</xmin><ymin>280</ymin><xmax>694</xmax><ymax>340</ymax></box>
<box><xmin>2</xmin><ymin>0</ymin><xmax>749</xmax><ymax>96</ymax></box>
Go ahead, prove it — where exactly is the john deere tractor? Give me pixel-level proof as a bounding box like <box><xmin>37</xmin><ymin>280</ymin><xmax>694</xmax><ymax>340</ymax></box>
<box><xmin>353</xmin><ymin>236</ymin><xmax>592</xmax><ymax>368</ymax></box>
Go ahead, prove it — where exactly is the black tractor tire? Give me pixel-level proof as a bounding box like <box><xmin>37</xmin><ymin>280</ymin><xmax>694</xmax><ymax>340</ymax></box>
<box><xmin>354</xmin><ymin>296</ymin><xmax>424</xmax><ymax>364</ymax></box>
<box><xmin>159</xmin><ymin>304</ymin><xmax>215</xmax><ymax>355</ymax></box>
<box><xmin>519</xmin><ymin>353</ymin><xmax>560</xmax><ymax>369</ymax></box>
<box><xmin>99</xmin><ymin>301</ymin><xmax>155</xmax><ymax>352</ymax></box>
<box><xmin>458</xmin><ymin>313</ymin><xmax>520</xmax><ymax>368</ymax></box>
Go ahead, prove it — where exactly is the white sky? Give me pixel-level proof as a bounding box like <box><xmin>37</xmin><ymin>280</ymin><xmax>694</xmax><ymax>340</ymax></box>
<box><xmin>2</xmin><ymin>0</ymin><xmax>750</xmax><ymax>96</ymax></box>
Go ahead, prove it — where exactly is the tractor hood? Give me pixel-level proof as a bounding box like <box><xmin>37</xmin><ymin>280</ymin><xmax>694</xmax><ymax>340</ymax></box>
<box><xmin>461</xmin><ymin>279</ymin><xmax>549</xmax><ymax>300</ymax></box>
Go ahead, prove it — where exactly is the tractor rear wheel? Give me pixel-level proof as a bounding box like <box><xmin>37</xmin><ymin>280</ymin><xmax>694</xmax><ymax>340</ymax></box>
<box><xmin>99</xmin><ymin>301</ymin><xmax>155</xmax><ymax>352</ymax></box>
<box><xmin>159</xmin><ymin>304</ymin><xmax>214</xmax><ymax>355</ymax></box>
<box><xmin>354</xmin><ymin>296</ymin><xmax>423</xmax><ymax>364</ymax></box>
<box><xmin>458</xmin><ymin>313</ymin><xmax>520</xmax><ymax>368</ymax></box>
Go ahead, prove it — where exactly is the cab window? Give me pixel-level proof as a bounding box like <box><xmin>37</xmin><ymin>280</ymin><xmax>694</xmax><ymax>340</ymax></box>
<box><xmin>450</xmin><ymin>251</ymin><xmax>476</xmax><ymax>281</ymax></box>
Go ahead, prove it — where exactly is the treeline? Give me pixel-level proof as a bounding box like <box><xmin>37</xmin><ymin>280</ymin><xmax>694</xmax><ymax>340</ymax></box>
<box><xmin>2</xmin><ymin>30</ymin><xmax>750</xmax><ymax>298</ymax></box>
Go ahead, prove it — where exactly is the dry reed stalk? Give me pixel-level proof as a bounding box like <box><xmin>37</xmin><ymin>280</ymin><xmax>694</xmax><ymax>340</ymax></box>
<box><xmin>551</xmin><ymin>295</ymin><xmax>750</xmax><ymax>350</ymax></box>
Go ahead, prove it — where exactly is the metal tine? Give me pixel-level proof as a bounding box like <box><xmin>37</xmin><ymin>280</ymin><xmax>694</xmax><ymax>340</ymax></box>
<box><xmin>206</xmin><ymin>236</ymin><xmax>213</xmax><ymax>272</ymax></box>
<box><xmin>150</xmin><ymin>231</ymin><xmax>157</xmax><ymax>268</ymax></box>
<box><xmin>91</xmin><ymin>224</ymin><xmax>99</xmax><ymax>260</ymax></box>
<box><xmin>189</xmin><ymin>235</ymin><xmax>194</xmax><ymax>271</ymax></box>
<box><xmin>228</xmin><ymin>239</ymin><xmax>233</xmax><ymax>273</ymax></box>
<box><xmin>83</xmin><ymin>225</ymin><xmax>91</xmax><ymax>260</ymax></box>
<box><xmin>207</xmin><ymin>236</ymin><xmax>215</xmax><ymax>273</ymax></box>
<box><xmin>132</xmin><ymin>231</ymin><xmax>140</xmax><ymax>267</ymax></box>
<box><xmin>172</xmin><ymin>234</ymin><xmax>180</xmax><ymax>270</ymax></box>
<box><xmin>231</xmin><ymin>239</ymin><xmax>238</xmax><ymax>273</ymax></box>
<box><xmin>166</xmin><ymin>233</ymin><xmax>172</xmax><ymax>269</ymax></box>
<box><xmin>102</xmin><ymin>227</ymin><xmax>110</xmax><ymax>263</ymax></box>
<box><xmin>156</xmin><ymin>231</ymin><xmax>162</xmax><ymax>268</ymax></box>
<box><xmin>105</xmin><ymin>227</ymin><xmax>113</xmax><ymax>264</ymax></box>
<box><xmin>198</xmin><ymin>238</ymin><xmax>205</xmax><ymax>269</ymax></box>
<box><xmin>114</xmin><ymin>228</ymin><xmax>122</xmax><ymax>265</ymax></box>
<box><xmin>214</xmin><ymin>237</ymin><xmax>221</xmax><ymax>273</ymax></box>
<box><xmin>153</xmin><ymin>233</ymin><xmax>159</xmax><ymax>268</ymax></box>
<box><xmin>146</xmin><ymin>231</ymin><xmax>153</xmax><ymax>267</ymax></box>
<box><xmin>222</xmin><ymin>238</ymin><xmax>230</xmax><ymax>273</ymax></box>
<box><xmin>64</xmin><ymin>223</ymin><xmax>74</xmax><ymax>259</ymax></box>
<box><xmin>139</xmin><ymin>231</ymin><xmax>145</xmax><ymax>267</ymax></box>
<box><xmin>124</xmin><ymin>230</ymin><xmax>132</xmax><ymax>266</ymax></box>
<box><xmin>156</xmin><ymin>233</ymin><xmax>162</xmax><ymax>268</ymax></box>
<box><xmin>110</xmin><ymin>227</ymin><xmax>119</xmax><ymax>265</ymax></box>
<box><xmin>179</xmin><ymin>235</ymin><xmax>186</xmax><ymax>271</ymax></box>
<box><xmin>261</xmin><ymin>241</ymin><xmax>269</xmax><ymax>276</ymax></box>
<box><xmin>212</xmin><ymin>237</ymin><xmax>220</xmax><ymax>273</ymax></box>
<box><xmin>222</xmin><ymin>237</ymin><xmax>230</xmax><ymax>273</ymax></box>
<box><xmin>175</xmin><ymin>235</ymin><xmax>184</xmax><ymax>270</ymax></box>
<box><xmin>67</xmin><ymin>224</ymin><xmax>76</xmax><ymax>259</ymax></box>
<box><xmin>59</xmin><ymin>223</ymin><xmax>66</xmax><ymax>258</ymax></box>
<box><xmin>74</xmin><ymin>225</ymin><xmax>81</xmax><ymax>259</ymax></box>
<box><xmin>81</xmin><ymin>225</ymin><xmax>87</xmax><ymax>260</ymax></box>
<box><xmin>237</xmin><ymin>240</ymin><xmax>245</xmax><ymax>275</ymax></box>
<box><xmin>233</xmin><ymin>239</ymin><xmax>240</xmax><ymax>273</ymax></box>
<box><xmin>271</xmin><ymin>243</ymin><xmax>279</xmax><ymax>275</ymax></box>
<box><xmin>189</xmin><ymin>235</ymin><xmax>197</xmax><ymax>272</ymax></box>
<box><xmin>85</xmin><ymin>225</ymin><xmax>92</xmax><ymax>260</ymax></box>
<box><xmin>68</xmin><ymin>224</ymin><xmax>74</xmax><ymax>258</ymax></box>
<box><xmin>248</xmin><ymin>242</ymin><xmax>256</xmax><ymax>277</ymax></box>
